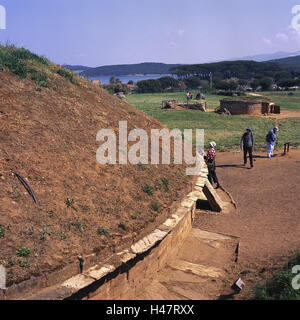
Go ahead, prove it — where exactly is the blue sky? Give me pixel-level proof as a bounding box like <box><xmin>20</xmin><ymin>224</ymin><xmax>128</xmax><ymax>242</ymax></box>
<box><xmin>0</xmin><ymin>0</ymin><xmax>300</xmax><ymax>66</ymax></box>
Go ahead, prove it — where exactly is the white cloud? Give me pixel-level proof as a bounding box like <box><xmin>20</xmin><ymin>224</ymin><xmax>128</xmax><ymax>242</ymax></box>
<box><xmin>177</xmin><ymin>29</ymin><xmax>185</xmax><ymax>37</ymax></box>
<box><xmin>263</xmin><ymin>37</ymin><xmax>272</xmax><ymax>45</ymax></box>
<box><xmin>276</xmin><ymin>33</ymin><xmax>289</xmax><ymax>42</ymax></box>
<box><xmin>292</xmin><ymin>29</ymin><xmax>300</xmax><ymax>37</ymax></box>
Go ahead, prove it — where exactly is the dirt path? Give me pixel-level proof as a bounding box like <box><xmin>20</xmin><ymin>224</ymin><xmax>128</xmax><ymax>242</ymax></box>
<box><xmin>264</xmin><ymin>110</ymin><xmax>300</xmax><ymax>120</ymax></box>
<box><xmin>193</xmin><ymin>148</ymin><xmax>300</xmax><ymax>299</ymax></box>
<box><xmin>134</xmin><ymin>148</ymin><xmax>300</xmax><ymax>300</ymax></box>
<box><xmin>206</xmin><ymin>108</ymin><xmax>300</xmax><ymax>119</ymax></box>
<box><xmin>91</xmin><ymin>149</ymin><xmax>300</xmax><ymax>300</ymax></box>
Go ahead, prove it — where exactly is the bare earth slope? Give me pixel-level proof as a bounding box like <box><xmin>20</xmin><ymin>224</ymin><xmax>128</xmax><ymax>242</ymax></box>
<box><xmin>0</xmin><ymin>71</ymin><xmax>192</xmax><ymax>286</ymax></box>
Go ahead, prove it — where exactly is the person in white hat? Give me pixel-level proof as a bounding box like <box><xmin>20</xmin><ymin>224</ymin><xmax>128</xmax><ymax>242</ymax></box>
<box><xmin>266</xmin><ymin>127</ymin><xmax>279</xmax><ymax>158</ymax></box>
<box><xmin>205</xmin><ymin>141</ymin><xmax>220</xmax><ymax>189</ymax></box>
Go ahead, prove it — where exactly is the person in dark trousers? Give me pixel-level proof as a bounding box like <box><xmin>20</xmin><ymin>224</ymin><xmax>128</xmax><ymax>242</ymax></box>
<box><xmin>205</xmin><ymin>141</ymin><xmax>220</xmax><ymax>189</ymax></box>
<box><xmin>240</xmin><ymin>126</ymin><xmax>254</xmax><ymax>168</ymax></box>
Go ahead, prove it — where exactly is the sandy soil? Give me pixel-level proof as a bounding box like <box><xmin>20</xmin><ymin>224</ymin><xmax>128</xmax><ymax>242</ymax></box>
<box><xmin>206</xmin><ymin>108</ymin><xmax>300</xmax><ymax>119</ymax></box>
<box><xmin>193</xmin><ymin>148</ymin><xmax>300</xmax><ymax>299</ymax></box>
<box><xmin>265</xmin><ymin>110</ymin><xmax>300</xmax><ymax>120</ymax></box>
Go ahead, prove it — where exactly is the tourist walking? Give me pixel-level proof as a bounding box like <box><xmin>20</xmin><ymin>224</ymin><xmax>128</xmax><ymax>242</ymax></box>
<box><xmin>240</xmin><ymin>126</ymin><xmax>254</xmax><ymax>168</ymax></box>
<box><xmin>205</xmin><ymin>141</ymin><xmax>220</xmax><ymax>189</ymax></box>
<box><xmin>266</xmin><ymin>127</ymin><xmax>279</xmax><ymax>158</ymax></box>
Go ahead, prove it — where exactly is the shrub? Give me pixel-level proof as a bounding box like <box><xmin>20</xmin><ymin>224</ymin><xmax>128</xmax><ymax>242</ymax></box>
<box><xmin>40</xmin><ymin>81</ymin><xmax>49</xmax><ymax>88</ymax></box>
<box><xmin>53</xmin><ymin>65</ymin><xmax>80</xmax><ymax>86</ymax></box>
<box><xmin>7</xmin><ymin>46</ymin><xmax>48</xmax><ymax>65</ymax></box>
<box><xmin>17</xmin><ymin>247</ymin><xmax>31</xmax><ymax>257</ymax></box>
<box><xmin>158</xmin><ymin>76</ymin><xmax>180</xmax><ymax>90</ymax></box>
<box><xmin>60</xmin><ymin>232</ymin><xmax>67</xmax><ymax>240</ymax></box>
<box><xmin>29</xmin><ymin>69</ymin><xmax>47</xmax><ymax>82</ymax></box>
<box><xmin>39</xmin><ymin>226</ymin><xmax>52</xmax><ymax>240</ymax></box>
<box><xmin>40</xmin><ymin>234</ymin><xmax>47</xmax><ymax>241</ymax></box>
<box><xmin>29</xmin><ymin>69</ymin><xmax>49</xmax><ymax>87</ymax></box>
<box><xmin>137</xmin><ymin>79</ymin><xmax>162</xmax><ymax>93</ymax></box>
<box><xmin>65</xmin><ymin>198</ymin><xmax>77</xmax><ymax>211</ymax></box>
<box><xmin>27</xmin><ymin>226</ymin><xmax>34</xmax><ymax>235</ymax></box>
<box><xmin>19</xmin><ymin>259</ymin><xmax>30</xmax><ymax>268</ymax></box>
<box><xmin>161</xmin><ymin>178</ymin><xmax>170</xmax><ymax>191</ymax></box>
<box><xmin>118</xmin><ymin>222</ymin><xmax>128</xmax><ymax>231</ymax></box>
<box><xmin>71</xmin><ymin>79</ymin><xmax>80</xmax><ymax>86</ymax></box>
<box><xmin>183</xmin><ymin>76</ymin><xmax>203</xmax><ymax>90</ymax></box>
<box><xmin>0</xmin><ymin>44</ymin><xmax>49</xmax><ymax>79</ymax></box>
<box><xmin>97</xmin><ymin>227</ymin><xmax>109</xmax><ymax>236</ymax></box>
<box><xmin>0</xmin><ymin>225</ymin><xmax>5</xmax><ymax>238</ymax></box>
<box><xmin>142</xmin><ymin>184</ymin><xmax>154</xmax><ymax>195</ymax></box>
<box><xmin>75</xmin><ymin>220</ymin><xmax>85</xmax><ymax>233</ymax></box>
<box><xmin>8</xmin><ymin>257</ymin><xmax>16</xmax><ymax>267</ymax></box>
<box><xmin>138</xmin><ymin>162</ymin><xmax>146</xmax><ymax>171</ymax></box>
<box><xmin>150</xmin><ymin>201</ymin><xmax>161</xmax><ymax>212</ymax></box>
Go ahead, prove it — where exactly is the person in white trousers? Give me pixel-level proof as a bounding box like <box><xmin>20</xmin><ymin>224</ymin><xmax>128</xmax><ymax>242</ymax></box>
<box><xmin>266</xmin><ymin>127</ymin><xmax>279</xmax><ymax>158</ymax></box>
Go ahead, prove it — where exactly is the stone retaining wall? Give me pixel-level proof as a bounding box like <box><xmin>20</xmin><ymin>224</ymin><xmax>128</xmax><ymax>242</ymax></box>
<box><xmin>1</xmin><ymin>156</ymin><xmax>211</xmax><ymax>300</ymax></box>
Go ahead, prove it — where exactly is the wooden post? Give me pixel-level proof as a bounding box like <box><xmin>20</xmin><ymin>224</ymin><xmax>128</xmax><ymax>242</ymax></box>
<box><xmin>284</xmin><ymin>142</ymin><xmax>290</xmax><ymax>154</ymax></box>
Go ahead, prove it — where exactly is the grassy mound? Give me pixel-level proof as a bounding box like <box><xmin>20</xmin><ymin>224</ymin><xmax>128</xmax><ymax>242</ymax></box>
<box><xmin>0</xmin><ymin>44</ymin><xmax>79</xmax><ymax>88</ymax></box>
<box><xmin>0</xmin><ymin>46</ymin><xmax>192</xmax><ymax>287</ymax></box>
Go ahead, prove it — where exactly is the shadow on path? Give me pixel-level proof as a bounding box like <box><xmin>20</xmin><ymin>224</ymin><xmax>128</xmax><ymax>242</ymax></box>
<box><xmin>216</xmin><ymin>164</ymin><xmax>248</xmax><ymax>169</ymax></box>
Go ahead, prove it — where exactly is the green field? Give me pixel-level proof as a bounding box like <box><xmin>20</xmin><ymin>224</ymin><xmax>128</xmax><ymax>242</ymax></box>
<box><xmin>263</xmin><ymin>91</ymin><xmax>300</xmax><ymax>111</ymax></box>
<box><xmin>126</xmin><ymin>92</ymin><xmax>300</xmax><ymax>151</ymax></box>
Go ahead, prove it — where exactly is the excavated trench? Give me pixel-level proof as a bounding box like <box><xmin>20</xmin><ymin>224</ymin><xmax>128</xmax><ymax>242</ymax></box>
<box><xmin>4</xmin><ymin>159</ymin><xmax>237</xmax><ymax>300</ymax></box>
<box><xmin>86</xmin><ymin>186</ymin><xmax>239</xmax><ymax>300</ymax></box>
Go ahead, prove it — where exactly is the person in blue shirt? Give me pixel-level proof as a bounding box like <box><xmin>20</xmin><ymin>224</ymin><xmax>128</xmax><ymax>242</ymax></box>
<box><xmin>266</xmin><ymin>127</ymin><xmax>279</xmax><ymax>158</ymax></box>
<box><xmin>240</xmin><ymin>126</ymin><xmax>254</xmax><ymax>168</ymax></box>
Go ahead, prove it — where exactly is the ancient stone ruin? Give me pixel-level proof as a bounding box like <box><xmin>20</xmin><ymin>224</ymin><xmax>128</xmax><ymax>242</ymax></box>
<box><xmin>162</xmin><ymin>100</ymin><xmax>206</xmax><ymax>112</ymax></box>
<box><xmin>219</xmin><ymin>98</ymin><xmax>280</xmax><ymax>116</ymax></box>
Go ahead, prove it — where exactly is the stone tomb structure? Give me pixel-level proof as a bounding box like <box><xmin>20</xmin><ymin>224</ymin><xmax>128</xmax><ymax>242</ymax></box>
<box><xmin>162</xmin><ymin>100</ymin><xmax>206</xmax><ymax>112</ymax></box>
<box><xmin>219</xmin><ymin>98</ymin><xmax>280</xmax><ymax>115</ymax></box>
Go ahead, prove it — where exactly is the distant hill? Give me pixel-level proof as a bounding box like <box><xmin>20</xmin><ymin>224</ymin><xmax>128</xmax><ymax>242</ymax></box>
<box><xmin>269</xmin><ymin>55</ymin><xmax>300</xmax><ymax>72</ymax></box>
<box><xmin>170</xmin><ymin>60</ymin><xmax>282</xmax><ymax>79</ymax></box>
<box><xmin>80</xmin><ymin>62</ymin><xmax>180</xmax><ymax>77</ymax></box>
<box><xmin>63</xmin><ymin>65</ymin><xmax>91</xmax><ymax>71</ymax></box>
<box><xmin>63</xmin><ymin>65</ymin><xmax>91</xmax><ymax>74</ymax></box>
<box><xmin>229</xmin><ymin>51</ymin><xmax>300</xmax><ymax>62</ymax></box>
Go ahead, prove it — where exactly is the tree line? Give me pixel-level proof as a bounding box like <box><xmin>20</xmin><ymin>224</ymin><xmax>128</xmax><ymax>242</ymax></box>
<box><xmin>134</xmin><ymin>59</ymin><xmax>300</xmax><ymax>93</ymax></box>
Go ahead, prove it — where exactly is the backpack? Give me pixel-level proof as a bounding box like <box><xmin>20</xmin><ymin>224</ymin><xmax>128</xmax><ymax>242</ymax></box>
<box><xmin>206</xmin><ymin>158</ymin><xmax>215</xmax><ymax>171</ymax></box>
<box><xmin>266</xmin><ymin>131</ymin><xmax>272</xmax><ymax>143</ymax></box>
